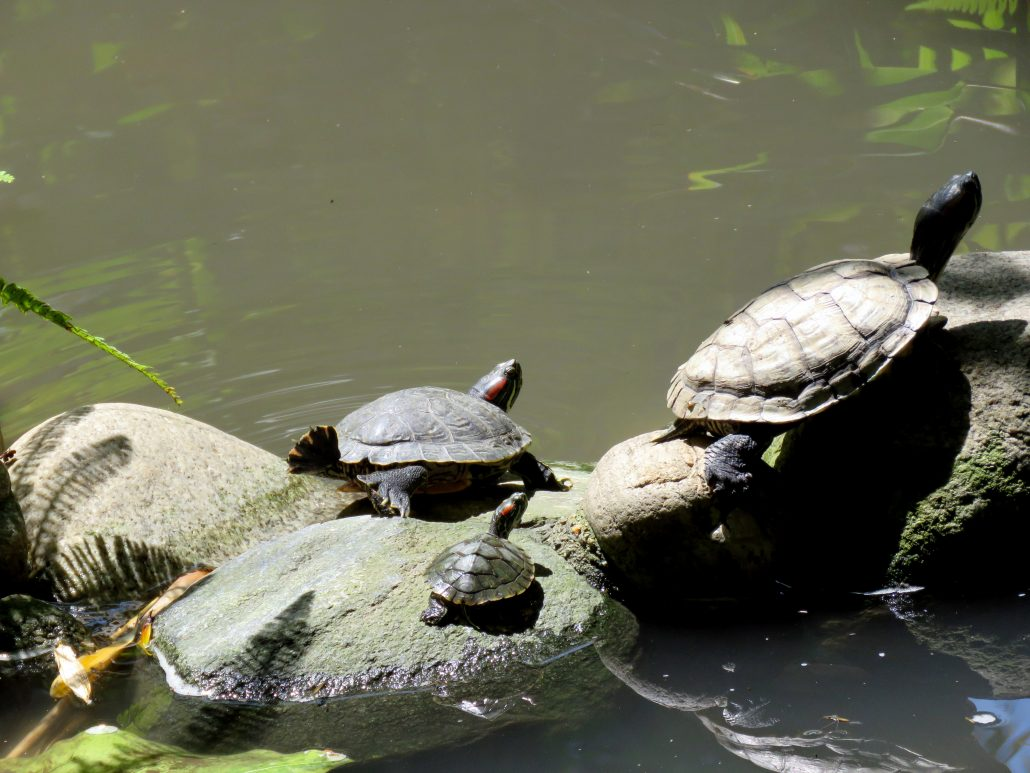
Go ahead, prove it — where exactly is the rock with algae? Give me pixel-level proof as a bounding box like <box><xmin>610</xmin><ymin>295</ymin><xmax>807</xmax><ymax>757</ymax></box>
<box><xmin>8</xmin><ymin>403</ymin><xmax>344</xmax><ymax>602</ymax></box>
<box><xmin>145</xmin><ymin>473</ymin><xmax>637</xmax><ymax>760</ymax></box>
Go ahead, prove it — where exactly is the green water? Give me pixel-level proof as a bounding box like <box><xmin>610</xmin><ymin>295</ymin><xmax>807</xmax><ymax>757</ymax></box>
<box><xmin>0</xmin><ymin>1</ymin><xmax>1027</xmax><ymax>769</ymax></box>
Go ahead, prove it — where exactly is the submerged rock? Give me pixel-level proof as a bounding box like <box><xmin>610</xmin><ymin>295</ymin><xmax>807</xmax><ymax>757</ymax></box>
<box><xmin>8</xmin><ymin>403</ymin><xmax>343</xmax><ymax>602</ymax></box>
<box><xmin>147</xmin><ymin>474</ymin><xmax>636</xmax><ymax>758</ymax></box>
<box><xmin>0</xmin><ymin>594</ymin><xmax>93</xmax><ymax>674</ymax></box>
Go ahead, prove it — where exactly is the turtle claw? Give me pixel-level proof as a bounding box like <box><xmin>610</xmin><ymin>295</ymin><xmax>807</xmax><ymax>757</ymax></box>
<box><xmin>703</xmin><ymin>433</ymin><xmax>763</xmax><ymax>500</ymax></box>
<box><xmin>357</xmin><ymin>465</ymin><xmax>428</xmax><ymax>518</ymax></box>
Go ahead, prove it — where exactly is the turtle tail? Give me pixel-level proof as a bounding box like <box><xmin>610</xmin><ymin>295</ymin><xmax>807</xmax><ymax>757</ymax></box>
<box><xmin>287</xmin><ymin>425</ymin><xmax>342</xmax><ymax>475</ymax></box>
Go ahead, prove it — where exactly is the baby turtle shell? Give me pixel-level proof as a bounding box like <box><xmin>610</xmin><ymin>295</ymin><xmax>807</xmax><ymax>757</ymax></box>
<box><xmin>421</xmin><ymin>492</ymin><xmax>534</xmax><ymax>625</ymax></box>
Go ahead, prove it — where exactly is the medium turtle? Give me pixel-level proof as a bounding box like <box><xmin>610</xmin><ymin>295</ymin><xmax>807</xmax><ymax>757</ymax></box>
<box><xmin>421</xmin><ymin>491</ymin><xmax>534</xmax><ymax>625</ymax></box>
<box><xmin>287</xmin><ymin>359</ymin><xmax>568</xmax><ymax>517</ymax></box>
<box><xmin>660</xmin><ymin>171</ymin><xmax>982</xmax><ymax>497</ymax></box>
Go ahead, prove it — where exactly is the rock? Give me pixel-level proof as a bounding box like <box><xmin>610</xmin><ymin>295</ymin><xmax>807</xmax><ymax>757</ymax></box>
<box><xmin>147</xmin><ymin>476</ymin><xmax>636</xmax><ymax>758</ymax></box>
<box><xmin>9</xmin><ymin>403</ymin><xmax>344</xmax><ymax>602</ymax></box>
<box><xmin>0</xmin><ymin>463</ymin><xmax>29</xmax><ymax>594</ymax></box>
<box><xmin>773</xmin><ymin>251</ymin><xmax>1029</xmax><ymax>592</ymax></box>
<box><xmin>0</xmin><ymin>594</ymin><xmax>93</xmax><ymax>675</ymax></box>
<box><xmin>582</xmin><ymin>251</ymin><xmax>1028</xmax><ymax>598</ymax></box>
<box><xmin>582</xmin><ymin>431</ymin><xmax>775</xmax><ymax>604</ymax></box>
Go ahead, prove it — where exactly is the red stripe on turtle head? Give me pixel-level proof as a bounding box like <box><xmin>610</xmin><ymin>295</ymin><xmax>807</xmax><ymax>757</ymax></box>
<box><xmin>468</xmin><ymin>359</ymin><xmax>523</xmax><ymax>412</ymax></box>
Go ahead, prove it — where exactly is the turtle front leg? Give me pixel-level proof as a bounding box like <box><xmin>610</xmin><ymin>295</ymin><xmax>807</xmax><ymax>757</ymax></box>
<box><xmin>703</xmin><ymin>432</ymin><xmax>771</xmax><ymax>499</ymax></box>
<box><xmin>511</xmin><ymin>452</ymin><xmax>571</xmax><ymax>493</ymax></box>
<box><xmin>356</xmin><ymin>465</ymin><xmax>429</xmax><ymax>517</ymax></box>
<box><xmin>420</xmin><ymin>596</ymin><xmax>450</xmax><ymax>626</ymax></box>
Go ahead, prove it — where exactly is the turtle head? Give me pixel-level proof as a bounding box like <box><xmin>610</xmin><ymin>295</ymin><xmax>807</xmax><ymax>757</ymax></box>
<box><xmin>468</xmin><ymin>359</ymin><xmax>523</xmax><ymax>412</ymax></box>
<box><xmin>910</xmin><ymin>171</ymin><xmax>982</xmax><ymax>282</ymax></box>
<box><xmin>489</xmin><ymin>492</ymin><xmax>529</xmax><ymax>539</ymax></box>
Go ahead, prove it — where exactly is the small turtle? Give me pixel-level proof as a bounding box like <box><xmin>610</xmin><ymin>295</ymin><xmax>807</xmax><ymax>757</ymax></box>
<box><xmin>660</xmin><ymin>171</ymin><xmax>982</xmax><ymax>497</ymax></box>
<box><xmin>287</xmin><ymin>360</ymin><xmax>568</xmax><ymax>517</ymax></box>
<box><xmin>421</xmin><ymin>491</ymin><xmax>534</xmax><ymax>625</ymax></box>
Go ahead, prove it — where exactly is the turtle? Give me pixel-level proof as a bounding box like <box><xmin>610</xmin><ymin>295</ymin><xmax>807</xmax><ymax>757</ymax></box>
<box><xmin>420</xmin><ymin>491</ymin><xmax>534</xmax><ymax>625</ymax></box>
<box><xmin>287</xmin><ymin>359</ymin><xmax>569</xmax><ymax>517</ymax></box>
<box><xmin>659</xmin><ymin>170</ymin><xmax>982</xmax><ymax>498</ymax></box>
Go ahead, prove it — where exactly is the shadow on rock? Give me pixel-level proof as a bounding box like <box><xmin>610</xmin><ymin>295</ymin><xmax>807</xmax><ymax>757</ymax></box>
<box><xmin>774</xmin><ymin>327</ymin><xmax>972</xmax><ymax>593</ymax></box>
<box><xmin>440</xmin><ymin>580</ymin><xmax>545</xmax><ymax>635</ymax></box>
<box><xmin>337</xmin><ymin>483</ymin><xmax>532</xmax><ymax>524</ymax></box>
<box><xmin>177</xmin><ymin>590</ymin><xmax>315</xmax><ymax>754</ymax></box>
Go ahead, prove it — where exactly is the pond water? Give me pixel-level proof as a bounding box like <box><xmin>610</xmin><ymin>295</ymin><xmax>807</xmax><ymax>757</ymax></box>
<box><xmin>0</xmin><ymin>1</ymin><xmax>1027</xmax><ymax>770</ymax></box>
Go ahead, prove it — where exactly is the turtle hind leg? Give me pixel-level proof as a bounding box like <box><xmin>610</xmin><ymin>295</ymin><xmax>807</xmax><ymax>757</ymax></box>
<box><xmin>511</xmin><ymin>452</ymin><xmax>571</xmax><ymax>493</ymax></box>
<box><xmin>357</xmin><ymin>464</ymin><xmax>429</xmax><ymax>517</ymax></box>
<box><xmin>703</xmin><ymin>432</ymin><xmax>772</xmax><ymax>500</ymax></box>
<box><xmin>287</xmin><ymin>425</ymin><xmax>342</xmax><ymax>475</ymax></box>
<box><xmin>420</xmin><ymin>596</ymin><xmax>451</xmax><ymax>626</ymax></box>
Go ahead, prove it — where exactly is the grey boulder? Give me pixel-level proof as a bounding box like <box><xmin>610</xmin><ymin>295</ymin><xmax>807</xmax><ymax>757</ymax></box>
<box><xmin>9</xmin><ymin>403</ymin><xmax>343</xmax><ymax>601</ymax></box>
<box><xmin>146</xmin><ymin>473</ymin><xmax>637</xmax><ymax>758</ymax></box>
<box><xmin>584</xmin><ymin>251</ymin><xmax>1029</xmax><ymax>598</ymax></box>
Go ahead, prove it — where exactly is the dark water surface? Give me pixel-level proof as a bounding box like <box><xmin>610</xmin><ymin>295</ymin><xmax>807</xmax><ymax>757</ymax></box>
<box><xmin>1</xmin><ymin>1</ymin><xmax>1027</xmax><ymax>769</ymax></box>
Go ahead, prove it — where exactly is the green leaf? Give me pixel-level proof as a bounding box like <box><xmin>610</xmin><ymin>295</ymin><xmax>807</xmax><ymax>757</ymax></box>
<box><xmin>721</xmin><ymin>14</ymin><xmax>747</xmax><ymax>46</ymax></box>
<box><xmin>797</xmin><ymin>69</ymin><xmax>844</xmax><ymax>96</ymax></box>
<box><xmin>3</xmin><ymin>726</ymin><xmax>350</xmax><ymax>771</ymax></box>
<box><xmin>92</xmin><ymin>42</ymin><xmax>124</xmax><ymax>73</ymax></box>
<box><xmin>855</xmin><ymin>32</ymin><xmax>937</xmax><ymax>85</ymax></box>
<box><xmin>0</xmin><ymin>170</ymin><xmax>13</xmax><ymax>184</ymax></box>
<box><xmin>687</xmin><ymin>151</ymin><xmax>768</xmax><ymax>191</ymax></box>
<box><xmin>0</xmin><ymin>277</ymin><xmax>183</xmax><ymax>405</ymax></box>
<box><xmin>867</xmin><ymin>82</ymin><xmax>964</xmax><ymax>127</ymax></box>
<box><xmin>734</xmin><ymin>51</ymin><xmax>798</xmax><ymax>79</ymax></box>
<box><xmin>866</xmin><ymin>104</ymin><xmax>954</xmax><ymax>149</ymax></box>
<box><xmin>117</xmin><ymin>103</ymin><xmax>174</xmax><ymax>125</ymax></box>
<box><xmin>982</xmin><ymin>47</ymin><xmax>1008</xmax><ymax>59</ymax></box>
<box><xmin>1003</xmin><ymin>174</ymin><xmax>1030</xmax><ymax>202</ymax></box>
<box><xmin>947</xmin><ymin>18</ymin><xmax>983</xmax><ymax>28</ymax></box>
<box><xmin>950</xmin><ymin>47</ymin><xmax>973</xmax><ymax>70</ymax></box>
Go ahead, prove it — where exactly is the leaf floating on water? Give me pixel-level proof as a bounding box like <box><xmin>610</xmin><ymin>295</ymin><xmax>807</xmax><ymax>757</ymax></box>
<box><xmin>51</xmin><ymin>644</ymin><xmax>93</xmax><ymax>704</ymax></box>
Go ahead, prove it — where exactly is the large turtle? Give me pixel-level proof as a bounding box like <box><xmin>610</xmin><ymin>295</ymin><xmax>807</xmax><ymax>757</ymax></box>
<box><xmin>660</xmin><ymin>171</ymin><xmax>982</xmax><ymax>497</ymax></box>
<box><xmin>287</xmin><ymin>359</ymin><xmax>568</xmax><ymax>517</ymax></box>
<box><xmin>421</xmin><ymin>491</ymin><xmax>534</xmax><ymax>625</ymax></box>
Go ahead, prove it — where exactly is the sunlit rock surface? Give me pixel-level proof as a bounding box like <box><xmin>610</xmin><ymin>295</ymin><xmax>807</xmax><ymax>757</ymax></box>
<box><xmin>583</xmin><ymin>251</ymin><xmax>1029</xmax><ymax>598</ymax></box>
<box><xmin>148</xmin><ymin>471</ymin><xmax>637</xmax><ymax>759</ymax></box>
<box><xmin>583</xmin><ymin>431</ymin><xmax>775</xmax><ymax>603</ymax></box>
<box><xmin>8</xmin><ymin>403</ymin><xmax>343</xmax><ymax>602</ymax></box>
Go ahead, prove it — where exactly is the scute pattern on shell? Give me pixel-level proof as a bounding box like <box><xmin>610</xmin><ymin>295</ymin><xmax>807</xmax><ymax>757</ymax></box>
<box><xmin>668</xmin><ymin>255</ymin><xmax>938</xmax><ymax>426</ymax></box>
<box><xmin>427</xmin><ymin>534</ymin><xmax>535</xmax><ymax>605</ymax></box>
<box><xmin>336</xmin><ymin>387</ymin><xmax>532</xmax><ymax>466</ymax></box>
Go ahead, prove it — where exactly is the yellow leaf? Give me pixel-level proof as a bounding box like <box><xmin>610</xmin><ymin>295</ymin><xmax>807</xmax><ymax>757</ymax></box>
<box><xmin>51</xmin><ymin>644</ymin><xmax>92</xmax><ymax>704</ymax></box>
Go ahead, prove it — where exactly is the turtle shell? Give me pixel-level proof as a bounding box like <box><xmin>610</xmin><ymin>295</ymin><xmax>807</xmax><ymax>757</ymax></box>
<box><xmin>668</xmin><ymin>254</ymin><xmax>938</xmax><ymax>427</ymax></box>
<box><xmin>336</xmin><ymin>386</ymin><xmax>531</xmax><ymax>466</ymax></box>
<box><xmin>426</xmin><ymin>533</ymin><xmax>535</xmax><ymax>605</ymax></box>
